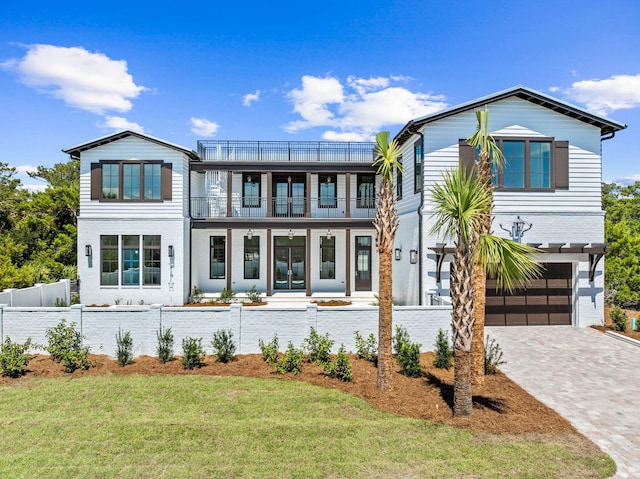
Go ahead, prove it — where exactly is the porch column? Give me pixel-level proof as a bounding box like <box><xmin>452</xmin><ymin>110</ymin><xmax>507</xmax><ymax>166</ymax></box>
<box><xmin>226</xmin><ymin>228</ymin><xmax>232</xmax><ymax>291</ymax></box>
<box><xmin>266</xmin><ymin>172</ymin><xmax>272</xmax><ymax>217</ymax></box>
<box><xmin>306</xmin><ymin>228</ymin><xmax>311</xmax><ymax>296</ymax></box>
<box><xmin>345</xmin><ymin>173</ymin><xmax>351</xmax><ymax>218</ymax></box>
<box><xmin>305</xmin><ymin>172</ymin><xmax>312</xmax><ymax>217</ymax></box>
<box><xmin>266</xmin><ymin>229</ymin><xmax>272</xmax><ymax>296</ymax></box>
<box><xmin>226</xmin><ymin>171</ymin><xmax>233</xmax><ymax>217</ymax></box>
<box><xmin>345</xmin><ymin>228</ymin><xmax>351</xmax><ymax>296</ymax></box>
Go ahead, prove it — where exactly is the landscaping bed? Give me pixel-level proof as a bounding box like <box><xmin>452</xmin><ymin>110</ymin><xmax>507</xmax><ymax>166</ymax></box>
<box><xmin>594</xmin><ymin>305</ymin><xmax>640</xmax><ymax>341</ymax></box>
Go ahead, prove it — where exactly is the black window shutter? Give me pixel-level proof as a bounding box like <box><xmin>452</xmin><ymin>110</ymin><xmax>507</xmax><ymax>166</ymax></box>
<box><xmin>90</xmin><ymin>163</ymin><xmax>101</xmax><ymax>200</ymax></box>
<box><xmin>458</xmin><ymin>140</ymin><xmax>476</xmax><ymax>177</ymax></box>
<box><xmin>554</xmin><ymin>141</ymin><xmax>569</xmax><ymax>189</ymax></box>
<box><xmin>162</xmin><ymin>162</ymin><xmax>173</xmax><ymax>200</ymax></box>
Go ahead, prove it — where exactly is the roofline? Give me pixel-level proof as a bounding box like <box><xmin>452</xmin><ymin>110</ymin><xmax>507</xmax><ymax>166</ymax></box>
<box><xmin>62</xmin><ymin>130</ymin><xmax>199</xmax><ymax>160</ymax></box>
<box><xmin>393</xmin><ymin>85</ymin><xmax>628</xmax><ymax>147</ymax></box>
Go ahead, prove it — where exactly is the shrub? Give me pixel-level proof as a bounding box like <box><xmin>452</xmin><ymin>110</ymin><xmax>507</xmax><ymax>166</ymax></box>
<box><xmin>54</xmin><ymin>297</ymin><xmax>67</xmax><ymax>307</ymax></box>
<box><xmin>484</xmin><ymin>335</ymin><xmax>506</xmax><ymax>374</ymax></box>
<box><xmin>157</xmin><ymin>326</ymin><xmax>175</xmax><ymax>363</ymax></box>
<box><xmin>217</xmin><ymin>288</ymin><xmax>236</xmax><ymax>304</ymax></box>
<box><xmin>0</xmin><ymin>337</ymin><xmax>33</xmax><ymax>378</ymax></box>
<box><xmin>610</xmin><ymin>305</ymin><xmax>628</xmax><ymax>332</ymax></box>
<box><xmin>191</xmin><ymin>285</ymin><xmax>204</xmax><ymax>303</ymax></box>
<box><xmin>276</xmin><ymin>342</ymin><xmax>304</xmax><ymax>375</ymax></box>
<box><xmin>393</xmin><ymin>326</ymin><xmax>422</xmax><ymax>377</ymax></box>
<box><xmin>303</xmin><ymin>327</ymin><xmax>334</xmax><ymax>366</ymax></box>
<box><xmin>45</xmin><ymin>319</ymin><xmax>92</xmax><ymax>373</ymax></box>
<box><xmin>258</xmin><ymin>335</ymin><xmax>280</xmax><ymax>365</ymax></box>
<box><xmin>115</xmin><ymin>329</ymin><xmax>134</xmax><ymax>367</ymax></box>
<box><xmin>181</xmin><ymin>337</ymin><xmax>205</xmax><ymax>370</ymax></box>
<box><xmin>323</xmin><ymin>344</ymin><xmax>352</xmax><ymax>382</ymax></box>
<box><xmin>433</xmin><ymin>328</ymin><xmax>453</xmax><ymax>369</ymax></box>
<box><xmin>245</xmin><ymin>285</ymin><xmax>262</xmax><ymax>303</ymax></box>
<box><xmin>212</xmin><ymin>329</ymin><xmax>236</xmax><ymax>363</ymax></box>
<box><xmin>392</xmin><ymin>325</ymin><xmax>411</xmax><ymax>354</ymax></box>
<box><xmin>354</xmin><ymin>331</ymin><xmax>377</xmax><ymax>362</ymax></box>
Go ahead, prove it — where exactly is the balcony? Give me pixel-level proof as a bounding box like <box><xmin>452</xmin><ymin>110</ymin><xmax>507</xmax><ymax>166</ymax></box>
<box><xmin>197</xmin><ymin>140</ymin><xmax>376</xmax><ymax>163</ymax></box>
<box><xmin>191</xmin><ymin>197</ymin><xmax>376</xmax><ymax>219</ymax></box>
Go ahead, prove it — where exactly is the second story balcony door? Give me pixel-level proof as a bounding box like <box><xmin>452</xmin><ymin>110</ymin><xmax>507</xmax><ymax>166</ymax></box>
<box><xmin>274</xmin><ymin>175</ymin><xmax>305</xmax><ymax>217</ymax></box>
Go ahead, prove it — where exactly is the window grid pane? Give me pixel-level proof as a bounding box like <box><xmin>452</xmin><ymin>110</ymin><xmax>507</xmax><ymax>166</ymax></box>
<box><xmin>244</xmin><ymin>236</ymin><xmax>260</xmax><ymax>279</ymax></box>
<box><xmin>143</xmin><ymin>235</ymin><xmax>161</xmax><ymax>285</ymax></box>
<box><xmin>102</xmin><ymin>164</ymin><xmax>119</xmax><ymax>199</ymax></box>
<box><xmin>529</xmin><ymin>142</ymin><xmax>551</xmax><ymax>188</ymax></box>
<box><xmin>144</xmin><ymin>164</ymin><xmax>161</xmax><ymax>200</ymax></box>
<box><xmin>320</xmin><ymin>237</ymin><xmax>335</xmax><ymax>279</ymax></box>
<box><xmin>123</xmin><ymin>164</ymin><xmax>141</xmax><ymax>200</ymax></box>
<box><xmin>319</xmin><ymin>175</ymin><xmax>337</xmax><ymax>207</ymax></box>
<box><xmin>100</xmin><ymin>235</ymin><xmax>118</xmax><ymax>285</ymax></box>
<box><xmin>357</xmin><ymin>175</ymin><xmax>375</xmax><ymax>208</ymax></box>
<box><xmin>502</xmin><ymin>141</ymin><xmax>525</xmax><ymax>188</ymax></box>
<box><xmin>210</xmin><ymin>236</ymin><xmax>226</xmax><ymax>279</ymax></box>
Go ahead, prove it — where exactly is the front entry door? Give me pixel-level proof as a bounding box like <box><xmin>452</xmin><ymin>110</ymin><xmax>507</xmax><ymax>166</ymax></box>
<box><xmin>274</xmin><ymin>236</ymin><xmax>306</xmax><ymax>289</ymax></box>
<box><xmin>355</xmin><ymin>236</ymin><xmax>372</xmax><ymax>291</ymax></box>
<box><xmin>274</xmin><ymin>175</ymin><xmax>305</xmax><ymax>217</ymax></box>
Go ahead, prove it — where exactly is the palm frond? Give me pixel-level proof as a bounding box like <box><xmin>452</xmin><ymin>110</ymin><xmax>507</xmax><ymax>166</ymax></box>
<box><xmin>373</xmin><ymin>132</ymin><xmax>403</xmax><ymax>183</ymax></box>
<box><xmin>466</xmin><ymin>108</ymin><xmax>504</xmax><ymax>170</ymax></box>
<box><xmin>476</xmin><ymin>234</ymin><xmax>542</xmax><ymax>292</ymax></box>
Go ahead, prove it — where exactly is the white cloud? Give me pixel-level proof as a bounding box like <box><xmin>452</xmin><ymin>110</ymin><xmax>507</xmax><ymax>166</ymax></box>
<box><xmin>2</xmin><ymin>44</ymin><xmax>147</xmax><ymax>114</ymax></box>
<box><xmin>285</xmin><ymin>75</ymin><xmax>447</xmax><ymax>139</ymax></box>
<box><xmin>98</xmin><ymin>116</ymin><xmax>145</xmax><ymax>133</ymax></box>
<box><xmin>612</xmin><ymin>174</ymin><xmax>640</xmax><ymax>186</ymax></box>
<box><xmin>15</xmin><ymin>165</ymin><xmax>38</xmax><ymax>175</ymax></box>
<box><xmin>560</xmin><ymin>74</ymin><xmax>640</xmax><ymax>115</ymax></box>
<box><xmin>21</xmin><ymin>183</ymin><xmax>48</xmax><ymax>193</ymax></box>
<box><xmin>243</xmin><ymin>90</ymin><xmax>261</xmax><ymax>106</ymax></box>
<box><xmin>190</xmin><ymin>117</ymin><xmax>220</xmax><ymax>137</ymax></box>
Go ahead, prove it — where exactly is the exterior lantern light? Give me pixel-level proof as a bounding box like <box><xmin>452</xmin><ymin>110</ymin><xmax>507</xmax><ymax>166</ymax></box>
<box><xmin>394</xmin><ymin>248</ymin><xmax>402</xmax><ymax>261</ymax></box>
<box><xmin>500</xmin><ymin>216</ymin><xmax>532</xmax><ymax>243</ymax></box>
<box><xmin>326</xmin><ymin>229</ymin><xmax>332</xmax><ymax>239</ymax></box>
<box><xmin>288</xmin><ymin>229</ymin><xmax>294</xmax><ymax>240</ymax></box>
<box><xmin>168</xmin><ymin>245</ymin><xmax>175</xmax><ymax>258</ymax></box>
<box><xmin>247</xmin><ymin>228</ymin><xmax>253</xmax><ymax>240</ymax></box>
<box><xmin>85</xmin><ymin>245</ymin><xmax>92</xmax><ymax>257</ymax></box>
<box><xmin>410</xmin><ymin>249</ymin><xmax>418</xmax><ymax>264</ymax></box>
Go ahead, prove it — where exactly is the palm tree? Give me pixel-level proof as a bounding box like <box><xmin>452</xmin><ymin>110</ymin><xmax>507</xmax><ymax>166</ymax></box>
<box><xmin>466</xmin><ymin>108</ymin><xmax>504</xmax><ymax>387</ymax></box>
<box><xmin>430</xmin><ymin>167</ymin><xmax>539</xmax><ymax>417</ymax></box>
<box><xmin>372</xmin><ymin>131</ymin><xmax>403</xmax><ymax>390</ymax></box>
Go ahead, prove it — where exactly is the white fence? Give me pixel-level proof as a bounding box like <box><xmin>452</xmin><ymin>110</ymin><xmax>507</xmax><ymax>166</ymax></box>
<box><xmin>0</xmin><ymin>280</ymin><xmax>71</xmax><ymax>307</ymax></box>
<box><xmin>0</xmin><ymin>303</ymin><xmax>452</xmax><ymax>358</ymax></box>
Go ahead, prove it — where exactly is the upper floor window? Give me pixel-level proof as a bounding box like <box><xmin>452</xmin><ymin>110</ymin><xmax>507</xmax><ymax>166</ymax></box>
<box><xmin>396</xmin><ymin>157</ymin><xmax>403</xmax><ymax>200</ymax></box>
<box><xmin>243</xmin><ymin>173</ymin><xmax>261</xmax><ymax>207</ymax></box>
<box><xmin>318</xmin><ymin>175</ymin><xmax>336</xmax><ymax>208</ymax></box>
<box><xmin>459</xmin><ymin>137</ymin><xmax>569</xmax><ymax>191</ymax></box>
<box><xmin>357</xmin><ymin>174</ymin><xmax>375</xmax><ymax>208</ymax></box>
<box><xmin>414</xmin><ymin>139</ymin><xmax>423</xmax><ymax>194</ymax></box>
<box><xmin>91</xmin><ymin>161</ymin><xmax>171</xmax><ymax>202</ymax></box>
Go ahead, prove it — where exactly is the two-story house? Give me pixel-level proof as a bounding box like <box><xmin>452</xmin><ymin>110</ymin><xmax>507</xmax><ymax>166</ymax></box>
<box><xmin>390</xmin><ymin>85</ymin><xmax>626</xmax><ymax>327</ymax></box>
<box><xmin>66</xmin><ymin>135</ymin><xmax>379</xmax><ymax>305</ymax></box>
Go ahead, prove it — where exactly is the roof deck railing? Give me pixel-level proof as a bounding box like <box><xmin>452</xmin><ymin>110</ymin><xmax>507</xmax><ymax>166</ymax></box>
<box><xmin>197</xmin><ymin>140</ymin><xmax>376</xmax><ymax>163</ymax></box>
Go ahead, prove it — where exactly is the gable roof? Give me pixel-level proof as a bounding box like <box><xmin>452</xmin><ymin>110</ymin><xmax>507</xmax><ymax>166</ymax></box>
<box><xmin>62</xmin><ymin>130</ymin><xmax>199</xmax><ymax>160</ymax></box>
<box><xmin>393</xmin><ymin>85</ymin><xmax>627</xmax><ymax>147</ymax></box>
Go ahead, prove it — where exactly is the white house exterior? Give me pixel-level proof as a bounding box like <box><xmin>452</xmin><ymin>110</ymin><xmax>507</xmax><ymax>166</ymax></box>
<box><xmin>391</xmin><ymin>85</ymin><xmax>626</xmax><ymax>327</ymax></box>
<box><xmin>66</xmin><ymin>86</ymin><xmax>626</xmax><ymax>328</ymax></box>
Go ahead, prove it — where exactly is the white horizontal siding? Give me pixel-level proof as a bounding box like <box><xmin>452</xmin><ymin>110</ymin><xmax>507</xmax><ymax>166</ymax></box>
<box><xmin>79</xmin><ymin>136</ymin><xmax>189</xmax><ymax>219</ymax></box>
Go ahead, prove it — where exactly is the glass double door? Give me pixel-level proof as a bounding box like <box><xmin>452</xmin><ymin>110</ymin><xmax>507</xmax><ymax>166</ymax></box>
<box><xmin>274</xmin><ymin>236</ymin><xmax>305</xmax><ymax>289</ymax></box>
<box><xmin>274</xmin><ymin>176</ymin><xmax>305</xmax><ymax>217</ymax></box>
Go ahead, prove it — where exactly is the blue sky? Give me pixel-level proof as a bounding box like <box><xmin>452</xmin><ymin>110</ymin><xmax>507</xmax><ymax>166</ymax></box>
<box><xmin>2</xmin><ymin>0</ymin><xmax>639</xmax><ymax>190</ymax></box>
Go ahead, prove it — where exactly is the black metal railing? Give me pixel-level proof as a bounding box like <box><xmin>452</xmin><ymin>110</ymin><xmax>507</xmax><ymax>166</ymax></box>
<box><xmin>196</xmin><ymin>140</ymin><xmax>376</xmax><ymax>163</ymax></box>
<box><xmin>190</xmin><ymin>197</ymin><xmax>376</xmax><ymax>219</ymax></box>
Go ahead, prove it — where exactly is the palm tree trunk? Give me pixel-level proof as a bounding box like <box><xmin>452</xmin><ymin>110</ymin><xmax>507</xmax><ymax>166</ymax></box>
<box><xmin>453</xmin><ymin>348</ymin><xmax>473</xmax><ymax>416</ymax></box>
<box><xmin>377</xmin><ymin>249</ymin><xmax>393</xmax><ymax>390</ymax></box>
<box><xmin>471</xmin><ymin>269</ymin><xmax>486</xmax><ymax>386</ymax></box>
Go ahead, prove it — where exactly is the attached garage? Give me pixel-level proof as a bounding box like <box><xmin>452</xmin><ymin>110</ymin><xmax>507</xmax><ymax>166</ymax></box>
<box><xmin>485</xmin><ymin>263</ymin><xmax>573</xmax><ymax>326</ymax></box>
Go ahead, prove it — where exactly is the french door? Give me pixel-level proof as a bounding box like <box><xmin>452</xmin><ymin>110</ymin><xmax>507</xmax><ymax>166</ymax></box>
<box><xmin>274</xmin><ymin>175</ymin><xmax>305</xmax><ymax>217</ymax></box>
<box><xmin>355</xmin><ymin>236</ymin><xmax>372</xmax><ymax>291</ymax></box>
<box><xmin>274</xmin><ymin>236</ymin><xmax>306</xmax><ymax>289</ymax></box>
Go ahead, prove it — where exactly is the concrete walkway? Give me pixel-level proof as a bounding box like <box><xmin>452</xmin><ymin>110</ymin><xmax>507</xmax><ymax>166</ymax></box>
<box><xmin>487</xmin><ymin>326</ymin><xmax>640</xmax><ymax>479</ymax></box>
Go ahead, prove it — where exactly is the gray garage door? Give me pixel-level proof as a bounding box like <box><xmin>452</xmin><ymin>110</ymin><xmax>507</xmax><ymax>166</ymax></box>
<box><xmin>485</xmin><ymin>263</ymin><xmax>572</xmax><ymax>326</ymax></box>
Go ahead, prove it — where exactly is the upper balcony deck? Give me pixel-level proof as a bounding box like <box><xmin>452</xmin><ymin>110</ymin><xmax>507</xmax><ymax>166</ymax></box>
<box><xmin>196</xmin><ymin>140</ymin><xmax>376</xmax><ymax>164</ymax></box>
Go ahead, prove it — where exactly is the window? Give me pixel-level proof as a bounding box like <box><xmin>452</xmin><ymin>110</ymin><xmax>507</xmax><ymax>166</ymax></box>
<box><xmin>414</xmin><ymin>139</ymin><xmax>423</xmax><ymax>193</ymax></box>
<box><xmin>244</xmin><ymin>236</ymin><xmax>260</xmax><ymax>279</ymax></box>
<box><xmin>320</xmin><ymin>236</ymin><xmax>335</xmax><ymax>279</ymax></box>
<box><xmin>122</xmin><ymin>235</ymin><xmax>140</xmax><ymax>285</ymax></box>
<box><xmin>210</xmin><ymin>236</ymin><xmax>226</xmax><ymax>279</ymax></box>
<box><xmin>143</xmin><ymin>235</ymin><xmax>161</xmax><ymax>285</ymax></box>
<box><xmin>92</xmin><ymin>161</ymin><xmax>171</xmax><ymax>201</ymax></box>
<box><xmin>396</xmin><ymin>157</ymin><xmax>403</xmax><ymax>200</ymax></box>
<box><xmin>243</xmin><ymin>173</ymin><xmax>261</xmax><ymax>207</ymax></box>
<box><xmin>100</xmin><ymin>235</ymin><xmax>118</xmax><ymax>285</ymax></box>
<box><xmin>459</xmin><ymin>137</ymin><xmax>569</xmax><ymax>191</ymax></box>
<box><xmin>318</xmin><ymin>175</ymin><xmax>337</xmax><ymax>208</ymax></box>
<box><xmin>357</xmin><ymin>174</ymin><xmax>375</xmax><ymax>208</ymax></box>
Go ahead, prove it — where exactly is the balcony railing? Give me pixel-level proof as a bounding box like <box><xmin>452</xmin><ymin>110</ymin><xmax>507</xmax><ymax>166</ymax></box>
<box><xmin>197</xmin><ymin>140</ymin><xmax>376</xmax><ymax>163</ymax></box>
<box><xmin>191</xmin><ymin>197</ymin><xmax>376</xmax><ymax>219</ymax></box>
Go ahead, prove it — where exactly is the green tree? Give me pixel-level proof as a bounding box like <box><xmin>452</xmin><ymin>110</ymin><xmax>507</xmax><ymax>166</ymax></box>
<box><xmin>430</xmin><ymin>168</ymin><xmax>539</xmax><ymax>417</ymax></box>
<box><xmin>372</xmin><ymin>131</ymin><xmax>403</xmax><ymax>390</ymax></box>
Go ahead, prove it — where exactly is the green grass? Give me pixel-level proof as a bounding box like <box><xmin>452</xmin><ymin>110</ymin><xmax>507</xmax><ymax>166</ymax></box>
<box><xmin>0</xmin><ymin>375</ymin><xmax>614</xmax><ymax>479</ymax></box>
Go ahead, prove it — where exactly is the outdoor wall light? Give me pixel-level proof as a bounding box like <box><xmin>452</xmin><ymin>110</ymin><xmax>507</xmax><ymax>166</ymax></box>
<box><xmin>168</xmin><ymin>245</ymin><xmax>175</xmax><ymax>258</ymax></box>
<box><xmin>288</xmin><ymin>229</ymin><xmax>294</xmax><ymax>240</ymax></box>
<box><xmin>247</xmin><ymin>228</ymin><xmax>254</xmax><ymax>240</ymax></box>
<box><xmin>499</xmin><ymin>216</ymin><xmax>532</xmax><ymax>243</ymax></box>
<box><xmin>85</xmin><ymin>245</ymin><xmax>92</xmax><ymax>257</ymax></box>
<box><xmin>410</xmin><ymin>249</ymin><xmax>418</xmax><ymax>264</ymax></box>
<box><xmin>394</xmin><ymin>248</ymin><xmax>402</xmax><ymax>261</ymax></box>
<box><xmin>326</xmin><ymin>229</ymin><xmax>332</xmax><ymax>239</ymax></box>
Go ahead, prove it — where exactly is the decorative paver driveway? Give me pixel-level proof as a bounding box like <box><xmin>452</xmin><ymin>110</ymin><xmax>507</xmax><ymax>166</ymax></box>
<box><xmin>487</xmin><ymin>326</ymin><xmax>640</xmax><ymax>479</ymax></box>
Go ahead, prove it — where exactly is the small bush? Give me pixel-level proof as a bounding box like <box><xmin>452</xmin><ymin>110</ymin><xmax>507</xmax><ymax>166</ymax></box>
<box><xmin>115</xmin><ymin>329</ymin><xmax>134</xmax><ymax>367</ymax></box>
<box><xmin>303</xmin><ymin>327</ymin><xmax>334</xmax><ymax>366</ymax></box>
<box><xmin>393</xmin><ymin>326</ymin><xmax>422</xmax><ymax>377</ymax></box>
<box><xmin>45</xmin><ymin>319</ymin><xmax>92</xmax><ymax>373</ymax></box>
<box><xmin>245</xmin><ymin>285</ymin><xmax>262</xmax><ymax>303</ymax></box>
<box><xmin>157</xmin><ymin>326</ymin><xmax>175</xmax><ymax>363</ymax></box>
<box><xmin>276</xmin><ymin>341</ymin><xmax>304</xmax><ymax>375</ymax></box>
<box><xmin>354</xmin><ymin>331</ymin><xmax>377</xmax><ymax>362</ymax></box>
<box><xmin>433</xmin><ymin>328</ymin><xmax>453</xmax><ymax>369</ymax></box>
<box><xmin>212</xmin><ymin>329</ymin><xmax>236</xmax><ymax>363</ymax></box>
<box><xmin>54</xmin><ymin>297</ymin><xmax>67</xmax><ymax>307</ymax></box>
<box><xmin>484</xmin><ymin>335</ymin><xmax>506</xmax><ymax>374</ymax></box>
<box><xmin>217</xmin><ymin>288</ymin><xmax>236</xmax><ymax>304</ymax></box>
<box><xmin>610</xmin><ymin>305</ymin><xmax>628</xmax><ymax>332</ymax></box>
<box><xmin>258</xmin><ymin>335</ymin><xmax>280</xmax><ymax>365</ymax></box>
<box><xmin>393</xmin><ymin>325</ymin><xmax>410</xmax><ymax>354</ymax></box>
<box><xmin>0</xmin><ymin>337</ymin><xmax>33</xmax><ymax>378</ymax></box>
<box><xmin>323</xmin><ymin>344</ymin><xmax>352</xmax><ymax>382</ymax></box>
<box><xmin>181</xmin><ymin>337</ymin><xmax>205</xmax><ymax>370</ymax></box>
<box><xmin>191</xmin><ymin>285</ymin><xmax>204</xmax><ymax>303</ymax></box>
